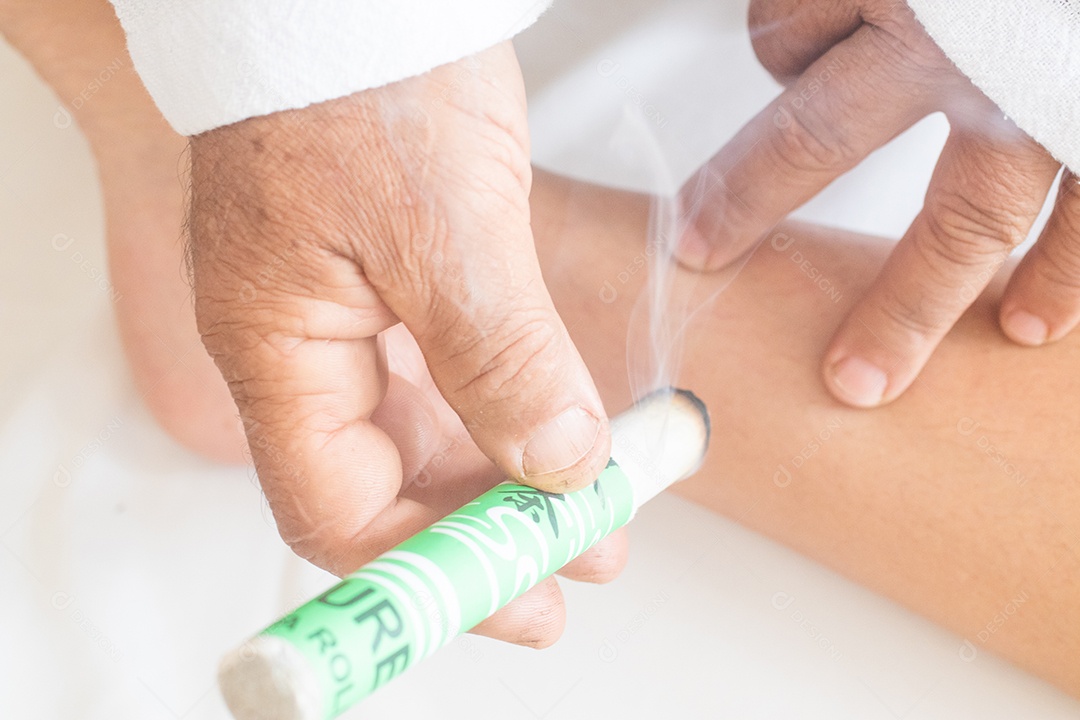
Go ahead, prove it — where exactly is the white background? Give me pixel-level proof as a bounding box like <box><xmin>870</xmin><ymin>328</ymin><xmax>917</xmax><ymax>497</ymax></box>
<box><xmin>1</xmin><ymin>0</ymin><xmax>1076</xmax><ymax>718</ymax></box>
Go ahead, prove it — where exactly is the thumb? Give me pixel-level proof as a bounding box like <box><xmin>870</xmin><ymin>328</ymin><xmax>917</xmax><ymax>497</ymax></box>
<box><xmin>379</xmin><ymin>221</ymin><xmax>611</xmax><ymax>493</ymax></box>
<box><xmin>359</xmin><ymin>42</ymin><xmax>611</xmax><ymax>493</ymax></box>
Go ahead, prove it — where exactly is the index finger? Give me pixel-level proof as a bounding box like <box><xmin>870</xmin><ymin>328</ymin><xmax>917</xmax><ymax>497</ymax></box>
<box><xmin>677</xmin><ymin>24</ymin><xmax>932</xmax><ymax>270</ymax></box>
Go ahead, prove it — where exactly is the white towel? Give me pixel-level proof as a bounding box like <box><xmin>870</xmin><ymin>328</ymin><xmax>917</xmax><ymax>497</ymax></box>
<box><xmin>907</xmin><ymin>0</ymin><xmax>1080</xmax><ymax>171</ymax></box>
<box><xmin>108</xmin><ymin>0</ymin><xmax>553</xmax><ymax>136</ymax></box>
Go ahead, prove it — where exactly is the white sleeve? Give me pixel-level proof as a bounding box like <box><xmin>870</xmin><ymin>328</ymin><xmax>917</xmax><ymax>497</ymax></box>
<box><xmin>108</xmin><ymin>0</ymin><xmax>553</xmax><ymax>136</ymax></box>
<box><xmin>907</xmin><ymin>0</ymin><xmax>1080</xmax><ymax>172</ymax></box>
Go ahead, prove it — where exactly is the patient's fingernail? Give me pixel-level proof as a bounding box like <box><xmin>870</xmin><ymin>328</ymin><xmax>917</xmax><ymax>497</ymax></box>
<box><xmin>1003</xmin><ymin>310</ymin><xmax>1048</xmax><ymax>346</ymax></box>
<box><xmin>829</xmin><ymin>356</ymin><xmax>887</xmax><ymax>407</ymax></box>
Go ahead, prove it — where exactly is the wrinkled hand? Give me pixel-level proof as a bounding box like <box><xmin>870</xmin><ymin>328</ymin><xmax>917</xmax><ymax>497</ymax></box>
<box><xmin>189</xmin><ymin>43</ymin><xmax>617</xmax><ymax>645</ymax></box>
<box><xmin>681</xmin><ymin>0</ymin><xmax>1075</xmax><ymax>407</ymax></box>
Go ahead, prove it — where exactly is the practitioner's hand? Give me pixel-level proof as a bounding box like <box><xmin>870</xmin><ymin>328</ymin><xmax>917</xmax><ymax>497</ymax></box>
<box><xmin>189</xmin><ymin>43</ymin><xmax>617</xmax><ymax>644</ymax></box>
<box><xmin>353</xmin><ymin>324</ymin><xmax>629</xmax><ymax>646</ymax></box>
<box><xmin>680</xmin><ymin>0</ymin><xmax>1076</xmax><ymax>408</ymax></box>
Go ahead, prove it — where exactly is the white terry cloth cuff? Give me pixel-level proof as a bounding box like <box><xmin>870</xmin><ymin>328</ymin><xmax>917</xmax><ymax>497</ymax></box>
<box><xmin>907</xmin><ymin>0</ymin><xmax>1080</xmax><ymax>172</ymax></box>
<box><xmin>109</xmin><ymin>0</ymin><xmax>553</xmax><ymax>136</ymax></box>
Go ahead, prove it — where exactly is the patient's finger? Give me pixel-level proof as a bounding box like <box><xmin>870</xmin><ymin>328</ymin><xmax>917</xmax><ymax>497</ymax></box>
<box><xmin>470</xmin><ymin>577</ymin><xmax>567</xmax><ymax>648</ymax></box>
<box><xmin>677</xmin><ymin>24</ymin><xmax>934</xmax><ymax>271</ymax></box>
<box><xmin>748</xmin><ymin>0</ymin><xmax>863</xmax><ymax>83</ymax></box>
<box><xmin>822</xmin><ymin>127</ymin><xmax>1058</xmax><ymax>407</ymax></box>
<box><xmin>1000</xmin><ymin>170</ymin><xmax>1080</xmax><ymax>346</ymax></box>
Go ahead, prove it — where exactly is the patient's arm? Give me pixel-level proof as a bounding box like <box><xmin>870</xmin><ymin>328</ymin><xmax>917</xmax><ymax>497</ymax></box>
<box><xmin>1</xmin><ymin>0</ymin><xmax>246</xmax><ymax>462</ymax></box>
<box><xmin>531</xmin><ymin>170</ymin><xmax>1080</xmax><ymax>696</ymax></box>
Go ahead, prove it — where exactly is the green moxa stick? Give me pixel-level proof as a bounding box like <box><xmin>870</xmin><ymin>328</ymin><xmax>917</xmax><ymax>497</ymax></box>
<box><xmin>220</xmin><ymin>388</ymin><xmax>709</xmax><ymax>720</ymax></box>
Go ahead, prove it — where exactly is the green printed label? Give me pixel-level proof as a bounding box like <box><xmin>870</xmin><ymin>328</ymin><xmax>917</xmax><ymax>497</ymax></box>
<box><xmin>263</xmin><ymin>460</ymin><xmax>634</xmax><ymax>718</ymax></box>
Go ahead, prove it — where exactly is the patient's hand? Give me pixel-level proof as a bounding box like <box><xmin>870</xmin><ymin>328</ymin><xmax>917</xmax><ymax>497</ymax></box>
<box><xmin>530</xmin><ymin>173</ymin><xmax>1080</xmax><ymax>698</ymax></box>
<box><xmin>679</xmin><ymin>0</ymin><xmax>1080</xmax><ymax>409</ymax></box>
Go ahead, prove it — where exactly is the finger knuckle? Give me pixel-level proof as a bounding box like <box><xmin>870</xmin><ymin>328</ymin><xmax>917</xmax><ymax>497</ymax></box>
<box><xmin>471</xmin><ymin>112</ymin><xmax>532</xmax><ymax>193</ymax></box>
<box><xmin>1059</xmin><ymin>171</ymin><xmax>1080</xmax><ymax>205</ymax></box>
<box><xmin>366</xmin><ymin>223</ymin><xmax>452</xmax><ymax>302</ymax></box>
<box><xmin>1052</xmin><ymin>176</ymin><xmax>1080</xmax><ymax>243</ymax></box>
<box><xmin>773</xmin><ymin>106</ymin><xmax>862</xmax><ymax>173</ymax></box>
<box><xmin>195</xmin><ymin>304</ymin><xmax>262</xmax><ymax>359</ymax></box>
<box><xmin>270</xmin><ymin>497</ymin><xmax>375</xmax><ymax>576</ymax></box>
<box><xmin>861</xmin><ymin>2</ymin><xmax>953</xmax><ymax>68</ymax></box>
<box><xmin>449</xmin><ymin>313</ymin><xmax>564</xmax><ymax>405</ymax></box>
<box><xmin>924</xmin><ymin>191</ymin><xmax>1028</xmax><ymax>263</ymax></box>
<box><xmin>267</xmin><ymin>494</ymin><xmax>337</xmax><ymax>562</ymax></box>
<box><xmin>1031</xmin><ymin>241</ymin><xmax>1080</xmax><ymax>293</ymax></box>
<box><xmin>875</xmin><ymin>285</ymin><xmax>946</xmax><ymax>338</ymax></box>
<box><xmin>197</xmin><ymin>321</ymin><xmax>294</xmax><ymax>397</ymax></box>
